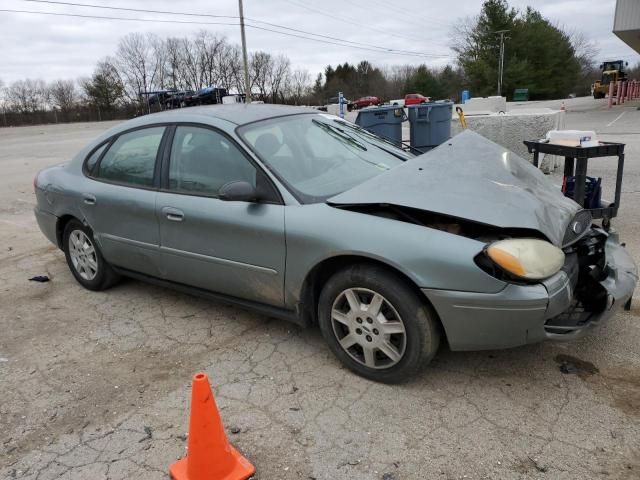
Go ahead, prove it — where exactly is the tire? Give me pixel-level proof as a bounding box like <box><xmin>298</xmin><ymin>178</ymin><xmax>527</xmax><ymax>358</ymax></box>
<box><xmin>63</xmin><ymin>219</ymin><xmax>119</xmax><ymax>291</ymax></box>
<box><xmin>318</xmin><ymin>264</ymin><xmax>440</xmax><ymax>383</ymax></box>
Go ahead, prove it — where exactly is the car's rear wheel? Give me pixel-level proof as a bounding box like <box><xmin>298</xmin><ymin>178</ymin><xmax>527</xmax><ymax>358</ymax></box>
<box><xmin>318</xmin><ymin>264</ymin><xmax>440</xmax><ymax>383</ymax></box>
<box><xmin>63</xmin><ymin>219</ymin><xmax>119</xmax><ymax>291</ymax></box>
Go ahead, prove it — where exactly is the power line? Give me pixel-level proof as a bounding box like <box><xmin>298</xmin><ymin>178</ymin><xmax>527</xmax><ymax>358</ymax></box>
<box><xmin>19</xmin><ymin>0</ymin><xmax>450</xmax><ymax>57</ymax></box>
<box><xmin>280</xmin><ymin>0</ymin><xmax>447</xmax><ymax>46</ymax></box>
<box><xmin>1</xmin><ymin>8</ymin><xmax>451</xmax><ymax>58</ymax></box>
<box><xmin>348</xmin><ymin>0</ymin><xmax>455</xmax><ymax>30</ymax></box>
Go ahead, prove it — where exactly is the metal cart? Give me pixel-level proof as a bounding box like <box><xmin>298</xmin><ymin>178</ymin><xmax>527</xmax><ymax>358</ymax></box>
<box><xmin>523</xmin><ymin>140</ymin><xmax>625</xmax><ymax>230</ymax></box>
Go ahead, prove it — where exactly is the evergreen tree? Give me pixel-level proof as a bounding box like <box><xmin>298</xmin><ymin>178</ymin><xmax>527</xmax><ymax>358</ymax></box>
<box><xmin>453</xmin><ymin>0</ymin><xmax>582</xmax><ymax>100</ymax></box>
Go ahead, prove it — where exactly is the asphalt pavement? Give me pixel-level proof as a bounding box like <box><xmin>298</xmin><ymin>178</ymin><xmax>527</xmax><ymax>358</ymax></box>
<box><xmin>1</xmin><ymin>97</ymin><xmax>639</xmax><ymax>480</ymax></box>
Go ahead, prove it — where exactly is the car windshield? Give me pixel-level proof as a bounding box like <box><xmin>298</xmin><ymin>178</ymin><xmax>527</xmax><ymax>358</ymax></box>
<box><xmin>238</xmin><ymin>113</ymin><xmax>412</xmax><ymax>203</ymax></box>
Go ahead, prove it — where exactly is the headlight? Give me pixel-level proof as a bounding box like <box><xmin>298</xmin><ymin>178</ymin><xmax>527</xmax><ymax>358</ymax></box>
<box><xmin>485</xmin><ymin>239</ymin><xmax>565</xmax><ymax>281</ymax></box>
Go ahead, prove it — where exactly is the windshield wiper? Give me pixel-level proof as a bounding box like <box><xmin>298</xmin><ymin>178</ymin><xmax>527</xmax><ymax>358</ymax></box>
<box><xmin>333</xmin><ymin>119</ymin><xmax>421</xmax><ymax>157</ymax></box>
<box><xmin>312</xmin><ymin>119</ymin><xmax>367</xmax><ymax>151</ymax></box>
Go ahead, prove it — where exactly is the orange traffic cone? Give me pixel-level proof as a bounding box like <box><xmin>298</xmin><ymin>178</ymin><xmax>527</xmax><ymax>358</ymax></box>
<box><xmin>170</xmin><ymin>373</ymin><xmax>255</xmax><ymax>480</ymax></box>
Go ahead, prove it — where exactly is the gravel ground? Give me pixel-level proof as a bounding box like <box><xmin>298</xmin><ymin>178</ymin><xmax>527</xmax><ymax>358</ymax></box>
<box><xmin>1</xmin><ymin>97</ymin><xmax>639</xmax><ymax>480</ymax></box>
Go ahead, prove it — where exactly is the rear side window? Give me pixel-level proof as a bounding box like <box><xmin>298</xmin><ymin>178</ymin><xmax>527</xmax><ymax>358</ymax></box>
<box><xmin>96</xmin><ymin>127</ymin><xmax>165</xmax><ymax>187</ymax></box>
<box><xmin>85</xmin><ymin>142</ymin><xmax>108</xmax><ymax>175</ymax></box>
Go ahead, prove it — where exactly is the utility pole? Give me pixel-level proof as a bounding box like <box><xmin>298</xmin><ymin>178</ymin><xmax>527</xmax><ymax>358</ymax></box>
<box><xmin>238</xmin><ymin>0</ymin><xmax>251</xmax><ymax>103</ymax></box>
<box><xmin>495</xmin><ymin>30</ymin><xmax>509</xmax><ymax>97</ymax></box>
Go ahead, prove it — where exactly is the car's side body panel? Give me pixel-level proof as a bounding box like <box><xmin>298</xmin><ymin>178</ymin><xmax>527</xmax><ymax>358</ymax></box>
<box><xmin>156</xmin><ymin>192</ymin><xmax>286</xmax><ymax>306</ymax></box>
<box><xmin>81</xmin><ymin>180</ymin><xmax>162</xmax><ymax>278</ymax></box>
<box><xmin>282</xmin><ymin>203</ymin><xmax>508</xmax><ymax>309</ymax></box>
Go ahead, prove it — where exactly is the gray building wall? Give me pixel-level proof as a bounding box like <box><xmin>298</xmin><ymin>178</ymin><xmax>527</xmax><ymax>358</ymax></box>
<box><xmin>614</xmin><ymin>0</ymin><xmax>640</xmax><ymax>53</ymax></box>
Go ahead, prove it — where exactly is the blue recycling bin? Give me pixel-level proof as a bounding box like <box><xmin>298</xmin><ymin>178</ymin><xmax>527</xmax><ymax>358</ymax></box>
<box><xmin>355</xmin><ymin>105</ymin><xmax>405</xmax><ymax>146</ymax></box>
<box><xmin>407</xmin><ymin>101</ymin><xmax>453</xmax><ymax>153</ymax></box>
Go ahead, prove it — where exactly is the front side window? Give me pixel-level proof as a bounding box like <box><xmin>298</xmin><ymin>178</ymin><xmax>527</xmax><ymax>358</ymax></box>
<box><xmin>168</xmin><ymin>126</ymin><xmax>256</xmax><ymax>196</ymax></box>
<box><xmin>96</xmin><ymin>127</ymin><xmax>165</xmax><ymax>187</ymax></box>
<box><xmin>239</xmin><ymin>114</ymin><xmax>410</xmax><ymax>203</ymax></box>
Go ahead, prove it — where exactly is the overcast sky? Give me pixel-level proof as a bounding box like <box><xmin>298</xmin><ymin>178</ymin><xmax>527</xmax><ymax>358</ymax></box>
<box><xmin>1</xmin><ymin>0</ymin><xmax>638</xmax><ymax>84</ymax></box>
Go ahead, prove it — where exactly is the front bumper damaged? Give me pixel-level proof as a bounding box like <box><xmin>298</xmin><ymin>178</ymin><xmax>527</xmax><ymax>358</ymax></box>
<box><xmin>423</xmin><ymin>229</ymin><xmax>637</xmax><ymax>351</ymax></box>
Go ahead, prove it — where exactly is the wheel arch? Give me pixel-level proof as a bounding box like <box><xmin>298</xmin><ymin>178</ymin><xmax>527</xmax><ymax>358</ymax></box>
<box><xmin>298</xmin><ymin>254</ymin><xmax>444</xmax><ymax>338</ymax></box>
<box><xmin>56</xmin><ymin>214</ymin><xmax>90</xmax><ymax>248</ymax></box>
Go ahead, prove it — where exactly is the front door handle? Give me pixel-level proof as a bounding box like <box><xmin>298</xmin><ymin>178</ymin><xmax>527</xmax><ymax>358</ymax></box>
<box><xmin>162</xmin><ymin>207</ymin><xmax>184</xmax><ymax>222</ymax></box>
<box><xmin>82</xmin><ymin>194</ymin><xmax>96</xmax><ymax>205</ymax></box>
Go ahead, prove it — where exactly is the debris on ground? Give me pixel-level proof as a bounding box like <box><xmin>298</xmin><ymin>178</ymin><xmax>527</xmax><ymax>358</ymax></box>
<box><xmin>138</xmin><ymin>426</ymin><xmax>152</xmax><ymax>442</ymax></box>
<box><xmin>229</xmin><ymin>426</ymin><xmax>241</xmax><ymax>434</ymax></box>
<box><xmin>528</xmin><ymin>456</ymin><xmax>548</xmax><ymax>473</ymax></box>
<box><xmin>555</xmin><ymin>354</ymin><xmax>599</xmax><ymax>377</ymax></box>
<box><xmin>559</xmin><ymin>362</ymin><xmax>578</xmax><ymax>375</ymax></box>
<box><xmin>28</xmin><ymin>275</ymin><xmax>50</xmax><ymax>283</ymax></box>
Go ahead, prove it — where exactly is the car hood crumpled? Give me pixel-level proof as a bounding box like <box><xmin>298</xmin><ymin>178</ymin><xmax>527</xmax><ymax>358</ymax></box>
<box><xmin>328</xmin><ymin>130</ymin><xmax>579</xmax><ymax>246</ymax></box>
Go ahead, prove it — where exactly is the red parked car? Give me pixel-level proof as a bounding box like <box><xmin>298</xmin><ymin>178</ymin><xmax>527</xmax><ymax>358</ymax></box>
<box><xmin>404</xmin><ymin>93</ymin><xmax>430</xmax><ymax>106</ymax></box>
<box><xmin>351</xmin><ymin>96</ymin><xmax>382</xmax><ymax>109</ymax></box>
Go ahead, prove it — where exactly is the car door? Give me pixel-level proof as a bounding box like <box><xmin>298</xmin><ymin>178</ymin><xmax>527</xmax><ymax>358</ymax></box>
<box><xmin>156</xmin><ymin>124</ymin><xmax>286</xmax><ymax>306</ymax></box>
<box><xmin>81</xmin><ymin>125</ymin><xmax>167</xmax><ymax>278</ymax></box>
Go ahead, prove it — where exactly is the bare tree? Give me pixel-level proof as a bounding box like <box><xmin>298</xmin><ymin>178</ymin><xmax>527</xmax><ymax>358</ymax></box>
<box><xmin>227</xmin><ymin>45</ymin><xmax>246</xmax><ymax>94</ymax></box>
<box><xmin>268</xmin><ymin>55</ymin><xmax>291</xmax><ymax>103</ymax></box>
<box><xmin>194</xmin><ymin>30</ymin><xmax>225</xmax><ymax>88</ymax></box>
<box><xmin>216</xmin><ymin>42</ymin><xmax>240</xmax><ymax>92</ymax></box>
<box><xmin>181</xmin><ymin>36</ymin><xmax>201</xmax><ymax>91</ymax></box>
<box><xmin>8</xmin><ymin>79</ymin><xmax>48</xmax><ymax>113</ymax></box>
<box><xmin>449</xmin><ymin>15</ymin><xmax>482</xmax><ymax>63</ymax></box>
<box><xmin>115</xmin><ymin>33</ymin><xmax>160</xmax><ymax>104</ymax></box>
<box><xmin>250</xmin><ymin>51</ymin><xmax>272</xmax><ymax>100</ymax></box>
<box><xmin>287</xmin><ymin>69</ymin><xmax>311</xmax><ymax>104</ymax></box>
<box><xmin>164</xmin><ymin>37</ymin><xmax>186</xmax><ymax>90</ymax></box>
<box><xmin>566</xmin><ymin>28</ymin><xmax>599</xmax><ymax>94</ymax></box>
<box><xmin>150</xmin><ymin>36</ymin><xmax>170</xmax><ymax>90</ymax></box>
<box><xmin>49</xmin><ymin>79</ymin><xmax>77</xmax><ymax>113</ymax></box>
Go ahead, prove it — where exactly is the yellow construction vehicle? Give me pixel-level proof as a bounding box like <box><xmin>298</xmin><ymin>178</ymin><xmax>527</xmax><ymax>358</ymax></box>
<box><xmin>592</xmin><ymin>60</ymin><xmax>628</xmax><ymax>99</ymax></box>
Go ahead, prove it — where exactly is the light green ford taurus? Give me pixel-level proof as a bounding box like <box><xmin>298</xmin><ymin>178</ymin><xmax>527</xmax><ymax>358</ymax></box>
<box><xmin>34</xmin><ymin>104</ymin><xmax>637</xmax><ymax>382</ymax></box>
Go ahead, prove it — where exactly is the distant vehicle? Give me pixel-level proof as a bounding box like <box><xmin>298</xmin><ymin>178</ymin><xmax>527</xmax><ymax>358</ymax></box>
<box><xmin>164</xmin><ymin>90</ymin><xmax>195</xmax><ymax>109</ymax></box>
<box><xmin>222</xmin><ymin>94</ymin><xmax>246</xmax><ymax>104</ymax></box>
<box><xmin>352</xmin><ymin>96</ymin><xmax>382</xmax><ymax>109</ymax></box>
<box><xmin>145</xmin><ymin>89</ymin><xmax>177</xmax><ymax>107</ymax></box>
<box><xmin>404</xmin><ymin>93</ymin><xmax>430</xmax><ymax>106</ymax></box>
<box><xmin>190</xmin><ymin>87</ymin><xmax>228</xmax><ymax>106</ymax></box>
<box><xmin>592</xmin><ymin>60</ymin><xmax>628</xmax><ymax>99</ymax></box>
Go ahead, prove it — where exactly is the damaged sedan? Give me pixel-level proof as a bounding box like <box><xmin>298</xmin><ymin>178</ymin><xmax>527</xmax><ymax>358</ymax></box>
<box><xmin>34</xmin><ymin>105</ymin><xmax>637</xmax><ymax>382</ymax></box>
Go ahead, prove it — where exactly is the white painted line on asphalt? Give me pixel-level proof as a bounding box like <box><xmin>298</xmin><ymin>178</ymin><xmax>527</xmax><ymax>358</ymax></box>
<box><xmin>607</xmin><ymin>111</ymin><xmax>625</xmax><ymax>127</ymax></box>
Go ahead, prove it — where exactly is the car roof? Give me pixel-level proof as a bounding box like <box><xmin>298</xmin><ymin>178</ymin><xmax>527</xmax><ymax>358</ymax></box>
<box><xmin>139</xmin><ymin>104</ymin><xmax>316</xmax><ymax>126</ymax></box>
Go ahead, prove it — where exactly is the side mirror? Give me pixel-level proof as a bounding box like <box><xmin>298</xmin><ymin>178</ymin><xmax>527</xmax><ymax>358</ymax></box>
<box><xmin>218</xmin><ymin>181</ymin><xmax>257</xmax><ymax>202</ymax></box>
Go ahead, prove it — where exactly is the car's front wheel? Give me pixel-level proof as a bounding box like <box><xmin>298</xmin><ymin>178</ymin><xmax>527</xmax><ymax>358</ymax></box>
<box><xmin>318</xmin><ymin>264</ymin><xmax>440</xmax><ymax>383</ymax></box>
<box><xmin>63</xmin><ymin>219</ymin><xmax>119</xmax><ymax>291</ymax></box>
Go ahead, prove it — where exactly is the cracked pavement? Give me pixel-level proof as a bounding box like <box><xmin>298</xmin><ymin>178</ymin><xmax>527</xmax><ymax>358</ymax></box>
<box><xmin>1</xmin><ymin>97</ymin><xmax>640</xmax><ymax>479</ymax></box>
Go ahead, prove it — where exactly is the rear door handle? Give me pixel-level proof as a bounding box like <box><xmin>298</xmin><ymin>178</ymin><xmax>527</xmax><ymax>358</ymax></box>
<box><xmin>82</xmin><ymin>194</ymin><xmax>96</xmax><ymax>205</ymax></box>
<box><xmin>162</xmin><ymin>206</ymin><xmax>184</xmax><ymax>222</ymax></box>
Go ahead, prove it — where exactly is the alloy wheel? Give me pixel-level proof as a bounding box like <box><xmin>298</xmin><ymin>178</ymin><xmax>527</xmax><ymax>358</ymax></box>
<box><xmin>68</xmin><ymin>230</ymin><xmax>98</xmax><ymax>281</ymax></box>
<box><xmin>331</xmin><ymin>288</ymin><xmax>407</xmax><ymax>369</ymax></box>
